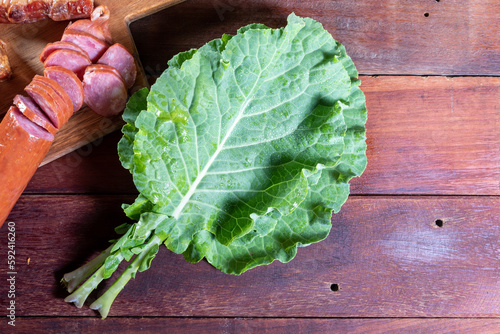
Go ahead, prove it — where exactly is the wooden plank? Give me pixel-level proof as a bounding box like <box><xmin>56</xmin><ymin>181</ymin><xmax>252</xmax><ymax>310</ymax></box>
<box><xmin>2</xmin><ymin>196</ymin><xmax>498</xmax><ymax>317</ymax></box>
<box><xmin>130</xmin><ymin>0</ymin><xmax>500</xmax><ymax>79</ymax></box>
<box><xmin>11</xmin><ymin>318</ymin><xmax>500</xmax><ymax>334</ymax></box>
<box><xmin>351</xmin><ymin>76</ymin><xmax>500</xmax><ymax>195</ymax></box>
<box><xmin>24</xmin><ymin>76</ymin><xmax>500</xmax><ymax>195</ymax></box>
<box><xmin>27</xmin><ymin>132</ymin><xmax>136</xmax><ymax>194</ymax></box>
<box><xmin>0</xmin><ymin>0</ymin><xmax>186</xmax><ymax>166</ymax></box>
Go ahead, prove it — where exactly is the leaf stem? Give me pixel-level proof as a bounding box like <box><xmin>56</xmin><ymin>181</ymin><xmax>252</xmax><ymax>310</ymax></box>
<box><xmin>89</xmin><ymin>235</ymin><xmax>162</xmax><ymax>318</ymax></box>
<box><xmin>62</xmin><ymin>245</ymin><xmax>113</xmax><ymax>293</ymax></box>
<box><xmin>64</xmin><ymin>265</ymin><xmax>106</xmax><ymax>308</ymax></box>
<box><xmin>64</xmin><ymin>251</ymin><xmax>125</xmax><ymax>308</ymax></box>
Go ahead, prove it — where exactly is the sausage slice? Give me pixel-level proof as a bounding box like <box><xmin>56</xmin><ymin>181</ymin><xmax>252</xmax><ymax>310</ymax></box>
<box><xmin>98</xmin><ymin>43</ymin><xmax>137</xmax><ymax>89</ymax></box>
<box><xmin>32</xmin><ymin>75</ymin><xmax>73</xmax><ymax>123</ymax></box>
<box><xmin>65</xmin><ymin>5</ymin><xmax>112</xmax><ymax>44</ymax></box>
<box><xmin>83</xmin><ymin>65</ymin><xmax>128</xmax><ymax>117</ymax></box>
<box><xmin>44</xmin><ymin>66</ymin><xmax>84</xmax><ymax>112</ymax></box>
<box><xmin>39</xmin><ymin>41</ymin><xmax>89</xmax><ymax>63</ymax></box>
<box><xmin>62</xmin><ymin>29</ymin><xmax>108</xmax><ymax>62</ymax></box>
<box><xmin>43</xmin><ymin>49</ymin><xmax>92</xmax><ymax>80</ymax></box>
<box><xmin>25</xmin><ymin>76</ymin><xmax>71</xmax><ymax>129</ymax></box>
<box><xmin>14</xmin><ymin>94</ymin><xmax>58</xmax><ymax>135</ymax></box>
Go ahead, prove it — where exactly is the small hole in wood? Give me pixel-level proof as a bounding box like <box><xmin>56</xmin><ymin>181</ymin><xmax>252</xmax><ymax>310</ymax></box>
<box><xmin>424</xmin><ymin>12</ymin><xmax>430</xmax><ymax>17</ymax></box>
<box><xmin>435</xmin><ymin>219</ymin><xmax>444</xmax><ymax>227</ymax></box>
<box><xmin>330</xmin><ymin>284</ymin><xmax>339</xmax><ymax>292</ymax></box>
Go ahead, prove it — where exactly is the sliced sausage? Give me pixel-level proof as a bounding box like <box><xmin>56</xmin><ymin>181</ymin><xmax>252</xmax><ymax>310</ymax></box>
<box><xmin>25</xmin><ymin>77</ymin><xmax>69</xmax><ymax>129</ymax></box>
<box><xmin>98</xmin><ymin>43</ymin><xmax>137</xmax><ymax>89</ymax></box>
<box><xmin>43</xmin><ymin>48</ymin><xmax>91</xmax><ymax>80</ymax></box>
<box><xmin>44</xmin><ymin>66</ymin><xmax>84</xmax><ymax>112</ymax></box>
<box><xmin>14</xmin><ymin>94</ymin><xmax>57</xmax><ymax>135</ymax></box>
<box><xmin>0</xmin><ymin>106</ymin><xmax>54</xmax><ymax>227</ymax></box>
<box><xmin>66</xmin><ymin>5</ymin><xmax>112</xmax><ymax>44</ymax></box>
<box><xmin>83</xmin><ymin>66</ymin><xmax>128</xmax><ymax>117</ymax></box>
<box><xmin>61</xmin><ymin>29</ymin><xmax>108</xmax><ymax>62</ymax></box>
<box><xmin>33</xmin><ymin>75</ymin><xmax>73</xmax><ymax>118</ymax></box>
<box><xmin>86</xmin><ymin>64</ymin><xmax>123</xmax><ymax>82</ymax></box>
<box><xmin>0</xmin><ymin>39</ymin><xmax>12</xmax><ymax>82</ymax></box>
<box><xmin>39</xmin><ymin>40</ymin><xmax>88</xmax><ymax>63</ymax></box>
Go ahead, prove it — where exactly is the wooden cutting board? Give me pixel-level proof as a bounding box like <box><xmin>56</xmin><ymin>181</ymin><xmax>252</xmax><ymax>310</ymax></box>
<box><xmin>0</xmin><ymin>0</ymin><xmax>184</xmax><ymax>165</ymax></box>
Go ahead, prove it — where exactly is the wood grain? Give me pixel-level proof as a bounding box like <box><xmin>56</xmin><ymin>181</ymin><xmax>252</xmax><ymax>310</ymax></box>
<box><xmin>12</xmin><ymin>318</ymin><xmax>500</xmax><ymax>334</ymax></box>
<box><xmin>2</xmin><ymin>195</ymin><xmax>498</xmax><ymax>317</ymax></box>
<box><xmin>352</xmin><ymin>76</ymin><xmax>500</xmax><ymax>195</ymax></box>
<box><xmin>0</xmin><ymin>0</ymin><xmax>186</xmax><ymax>166</ymax></box>
<box><xmin>23</xmin><ymin>76</ymin><xmax>500</xmax><ymax>196</ymax></box>
<box><xmin>130</xmin><ymin>0</ymin><xmax>500</xmax><ymax>80</ymax></box>
<box><xmin>0</xmin><ymin>0</ymin><xmax>498</xmax><ymax>329</ymax></box>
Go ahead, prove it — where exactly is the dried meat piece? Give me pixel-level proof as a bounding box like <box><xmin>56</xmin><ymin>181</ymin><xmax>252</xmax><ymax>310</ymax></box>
<box><xmin>0</xmin><ymin>39</ymin><xmax>12</xmax><ymax>82</ymax></box>
<box><xmin>0</xmin><ymin>0</ymin><xmax>93</xmax><ymax>23</ymax></box>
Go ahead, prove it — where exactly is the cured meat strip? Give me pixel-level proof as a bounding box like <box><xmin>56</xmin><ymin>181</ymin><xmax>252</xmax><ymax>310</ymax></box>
<box><xmin>43</xmin><ymin>48</ymin><xmax>91</xmax><ymax>80</ymax></box>
<box><xmin>50</xmin><ymin>0</ymin><xmax>94</xmax><ymax>21</ymax></box>
<box><xmin>98</xmin><ymin>43</ymin><xmax>137</xmax><ymax>89</ymax></box>
<box><xmin>0</xmin><ymin>39</ymin><xmax>12</xmax><ymax>82</ymax></box>
<box><xmin>44</xmin><ymin>66</ymin><xmax>84</xmax><ymax>112</ymax></box>
<box><xmin>62</xmin><ymin>29</ymin><xmax>108</xmax><ymax>63</ymax></box>
<box><xmin>83</xmin><ymin>65</ymin><xmax>128</xmax><ymax>117</ymax></box>
<box><xmin>7</xmin><ymin>0</ymin><xmax>48</xmax><ymax>23</ymax></box>
<box><xmin>0</xmin><ymin>0</ymin><xmax>93</xmax><ymax>24</ymax></box>
<box><xmin>25</xmin><ymin>76</ymin><xmax>70</xmax><ymax>129</ymax></box>
<box><xmin>66</xmin><ymin>5</ymin><xmax>112</xmax><ymax>44</ymax></box>
<box><xmin>0</xmin><ymin>106</ymin><xmax>53</xmax><ymax>227</ymax></box>
<box><xmin>39</xmin><ymin>41</ymin><xmax>88</xmax><ymax>63</ymax></box>
<box><xmin>0</xmin><ymin>1</ymin><xmax>8</xmax><ymax>23</ymax></box>
<box><xmin>14</xmin><ymin>94</ymin><xmax>57</xmax><ymax>134</ymax></box>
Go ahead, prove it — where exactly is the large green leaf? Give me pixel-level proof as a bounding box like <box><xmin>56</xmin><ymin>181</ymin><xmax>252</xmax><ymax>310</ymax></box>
<box><xmin>120</xmin><ymin>13</ymin><xmax>367</xmax><ymax>274</ymax></box>
<box><xmin>63</xmin><ymin>13</ymin><xmax>367</xmax><ymax>319</ymax></box>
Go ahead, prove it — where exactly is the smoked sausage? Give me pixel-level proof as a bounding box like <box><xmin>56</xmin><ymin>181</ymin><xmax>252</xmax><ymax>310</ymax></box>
<box><xmin>39</xmin><ymin>41</ymin><xmax>88</xmax><ymax>63</ymax></box>
<box><xmin>0</xmin><ymin>106</ymin><xmax>54</xmax><ymax>227</ymax></box>
<box><xmin>44</xmin><ymin>66</ymin><xmax>84</xmax><ymax>112</ymax></box>
<box><xmin>83</xmin><ymin>64</ymin><xmax>128</xmax><ymax>117</ymax></box>
<box><xmin>43</xmin><ymin>48</ymin><xmax>92</xmax><ymax>80</ymax></box>
<box><xmin>14</xmin><ymin>94</ymin><xmax>57</xmax><ymax>134</ymax></box>
<box><xmin>98</xmin><ymin>43</ymin><xmax>137</xmax><ymax>89</ymax></box>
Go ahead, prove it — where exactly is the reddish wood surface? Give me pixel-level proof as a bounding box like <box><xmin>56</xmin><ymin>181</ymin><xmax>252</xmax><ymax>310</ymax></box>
<box><xmin>2</xmin><ymin>196</ymin><xmax>498</xmax><ymax>317</ymax></box>
<box><xmin>0</xmin><ymin>0</ymin><xmax>499</xmax><ymax>332</ymax></box>
<box><xmin>23</xmin><ymin>76</ymin><xmax>500</xmax><ymax>196</ymax></box>
<box><xmin>131</xmin><ymin>0</ymin><xmax>500</xmax><ymax>77</ymax></box>
<box><xmin>13</xmin><ymin>318</ymin><xmax>500</xmax><ymax>333</ymax></box>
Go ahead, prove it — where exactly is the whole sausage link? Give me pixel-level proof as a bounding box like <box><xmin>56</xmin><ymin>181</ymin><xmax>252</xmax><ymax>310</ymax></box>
<box><xmin>0</xmin><ymin>107</ymin><xmax>54</xmax><ymax>227</ymax></box>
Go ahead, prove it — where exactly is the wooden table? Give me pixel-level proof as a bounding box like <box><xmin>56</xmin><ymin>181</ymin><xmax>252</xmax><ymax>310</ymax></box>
<box><xmin>2</xmin><ymin>0</ymin><xmax>499</xmax><ymax>332</ymax></box>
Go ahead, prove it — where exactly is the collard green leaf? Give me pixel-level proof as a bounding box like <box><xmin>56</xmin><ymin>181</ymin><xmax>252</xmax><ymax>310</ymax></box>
<box><xmin>65</xmin><ymin>13</ymin><xmax>367</xmax><ymax>319</ymax></box>
<box><xmin>118</xmin><ymin>87</ymin><xmax>149</xmax><ymax>171</ymax></box>
<box><xmin>120</xmin><ymin>13</ymin><xmax>367</xmax><ymax>274</ymax></box>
